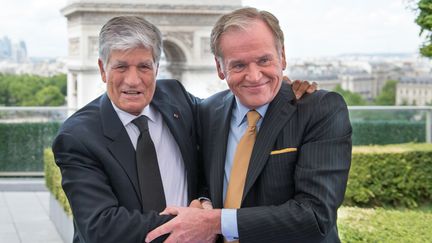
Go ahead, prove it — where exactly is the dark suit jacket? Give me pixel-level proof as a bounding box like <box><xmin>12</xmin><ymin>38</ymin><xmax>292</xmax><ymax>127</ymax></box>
<box><xmin>198</xmin><ymin>82</ymin><xmax>352</xmax><ymax>243</ymax></box>
<box><xmin>52</xmin><ymin>79</ymin><xmax>200</xmax><ymax>243</ymax></box>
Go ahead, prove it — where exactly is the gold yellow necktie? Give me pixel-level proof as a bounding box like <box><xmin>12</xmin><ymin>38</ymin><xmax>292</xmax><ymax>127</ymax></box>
<box><xmin>225</xmin><ymin>110</ymin><xmax>261</xmax><ymax>209</ymax></box>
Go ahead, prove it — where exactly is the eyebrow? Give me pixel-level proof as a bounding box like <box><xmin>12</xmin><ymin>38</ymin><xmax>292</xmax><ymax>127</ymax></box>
<box><xmin>228</xmin><ymin>54</ymin><xmax>274</xmax><ymax>65</ymax></box>
<box><xmin>111</xmin><ymin>60</ymin><xmax>153</xmax><ymax>66</ymax></box>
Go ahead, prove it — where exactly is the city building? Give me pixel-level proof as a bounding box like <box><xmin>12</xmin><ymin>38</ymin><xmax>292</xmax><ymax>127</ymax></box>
<box><xmin>396</xmin><ymin>76</ymin><xmax>432</xmax><ymax>105</ymax></box>
<box><xmin>0</xmin><ymin>36</ymin><xmax>28</xmax><ymax>62</ymax></box>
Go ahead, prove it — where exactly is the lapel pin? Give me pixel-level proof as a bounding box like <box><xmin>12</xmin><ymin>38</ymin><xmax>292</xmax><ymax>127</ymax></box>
<box><xmin>173</xmin><ymin>113</ymin><xmax>179</xmax><ymax>119</ymax></box>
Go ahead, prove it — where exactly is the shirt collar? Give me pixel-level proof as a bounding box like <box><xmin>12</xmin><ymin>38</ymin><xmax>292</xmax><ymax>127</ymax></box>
<box><xmin>233</xmin><ymin>97</ymin><xmax>269</xmax><ymax>127</ymax></box>
<box><xmin>111</xmin><ymin>102</ymin><xmax>157</xmax><ymax>127</ymax></box>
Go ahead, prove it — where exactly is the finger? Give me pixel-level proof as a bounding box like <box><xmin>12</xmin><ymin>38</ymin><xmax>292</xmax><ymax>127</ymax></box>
<box><xmin>160</xmin><ymin>207</ymin><xmax>179</xmax><ymax>216</ymax></box>
<box><xmin>293</xmin><ymin>80</ymin><xmax>310</xmax><ymax>100</ymax></box>
<box><xmin>283</xmin><ymin>76</ymin><xmax>292</xmax><ymax>84</ymax></box>
<box><xmin>291</xmin><ymin>80</ymin><xmax>301</xmax><ymax>91</ymax></box>
<box><xmin>297</xmin><ymin>80</ymin><xmax>311</xmax><ymax>94</ymax></box>
<box><xmin>201</xmin><ymin>200</ymin><xmax>213</xmax><ymax>210</ymax></box>
<box><xmin>146</xmin><ymin>222</ymin><xmax>175</xmax><ymax>243</ymax></box>
<box><xmin>189</xmin><ymin>199</ymin><xmax>202</xmax><ymax>208</ymax></box>
<box><xmin>307</xmin><ymin>82</ymin><xmax>318</xmax><ymax>93</ymax></box>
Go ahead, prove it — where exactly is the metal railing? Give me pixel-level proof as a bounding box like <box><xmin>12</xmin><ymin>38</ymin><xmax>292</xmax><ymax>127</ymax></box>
<box><xmin>0</xmin><ymin>105</ymin><xmax>431</xmax><ymax>177</ymax></box>
<box><xmin>348</xmin><ymin>106</ymin><xmax>432</xmax><ymax>143</ymax></box>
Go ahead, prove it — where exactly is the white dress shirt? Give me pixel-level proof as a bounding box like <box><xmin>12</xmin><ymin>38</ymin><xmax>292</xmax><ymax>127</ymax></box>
<box><xmin>112</xmin><ymin>102</ymin><xmax>188</xmax><ymax>207</ymax></box>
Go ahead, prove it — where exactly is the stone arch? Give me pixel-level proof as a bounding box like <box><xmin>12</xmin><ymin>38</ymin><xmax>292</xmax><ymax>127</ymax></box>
<box><xmin>159</xmin><ymin>38</ymin><xmax>189</xmax><ymax>81</ymax></box>
<box><xmin>62</xmin><ymin>0</ymin><xmax>242</xmax><ymax>109</ymax></box>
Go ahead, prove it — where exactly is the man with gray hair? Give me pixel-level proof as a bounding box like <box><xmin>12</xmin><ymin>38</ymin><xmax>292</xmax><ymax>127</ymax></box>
<box><xmin>146</xmin><ymin>7</ymin><xmax>351</xmax><ymax>243</ymax></box>
<box><xmin>52</xmin><ymin>16</ymin><xmax>201</xmax><ymax>243</ymax></box>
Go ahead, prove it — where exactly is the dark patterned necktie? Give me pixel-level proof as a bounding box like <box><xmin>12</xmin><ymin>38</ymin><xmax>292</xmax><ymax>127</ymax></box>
<box><xmin>132</xmin><ymin>116</ymin><xmax>166</xmax><ymax>212</ymax></box>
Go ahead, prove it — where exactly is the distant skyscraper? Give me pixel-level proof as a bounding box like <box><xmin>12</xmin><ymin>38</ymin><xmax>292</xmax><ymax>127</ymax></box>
<box><xmin>0</xmin><ymin>36</ymin><xmax>28</xmax><ymax>62</ymax></box>
<box><xmin>0</xmin><ymin>36</ymin><xmax>12</xmax><ymax>59</ymax></box>
<box><xmin>13</xmin><ymin>40</ymin><xmax>28</xmax><ymax>62</ymax></box>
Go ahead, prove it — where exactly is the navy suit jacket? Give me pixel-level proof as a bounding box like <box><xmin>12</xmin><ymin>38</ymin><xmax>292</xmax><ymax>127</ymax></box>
<box><xmin>52</xmin><ymin>79</ymin><xmax>200</xmax><ymax>243</ymax></box>
<box><xmin>198</xmin><ymin>82</ymin><xmax>352</xmax><ymax>243</ymax></box>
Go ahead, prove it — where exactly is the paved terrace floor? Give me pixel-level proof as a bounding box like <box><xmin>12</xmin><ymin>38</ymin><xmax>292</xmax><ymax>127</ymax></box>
<box><xmin>0</xmin><ymin>179</ymin><xmax>63</xmax><ymax>243</ymax></box>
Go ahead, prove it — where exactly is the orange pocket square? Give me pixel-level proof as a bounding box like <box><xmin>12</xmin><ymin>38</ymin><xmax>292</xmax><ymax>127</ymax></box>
<box><xmin>270</xmin><ymin>147</ymin><xmax>297</xmax><ymax>155</ymax></box>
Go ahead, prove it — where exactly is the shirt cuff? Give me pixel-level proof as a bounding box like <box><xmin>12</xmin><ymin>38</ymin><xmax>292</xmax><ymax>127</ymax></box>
<box><xmin>221</xmin><ymin>208</ymin><xmax>239</xmax><ymax>241</ymax></box>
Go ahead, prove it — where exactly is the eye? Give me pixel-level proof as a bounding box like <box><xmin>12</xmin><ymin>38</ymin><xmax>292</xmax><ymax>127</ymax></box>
<box><xmin>230</xmin><ymin>63</ymin><xmax>246</xmax><ymax>72</ymax></box>
<box><xmin>258</xmin><ymin>57</ymin><xmax>271</xmax><ymax>66</ymax></box>
<box><xmin>138</xmin><ymin>64</ymin><xmax>152</xmax><ymax>71</ymax></box>
<box><xmin>113</xmin><ymin>65</ymin><xmax>127</xmax><ymax>72</ymax></box>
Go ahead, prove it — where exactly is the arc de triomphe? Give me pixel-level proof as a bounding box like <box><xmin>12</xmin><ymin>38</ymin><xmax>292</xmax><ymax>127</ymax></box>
<box><xmin>61</xmin><ymin>0</ymin><xmax>242</xmax><ymax>110</ymax></box>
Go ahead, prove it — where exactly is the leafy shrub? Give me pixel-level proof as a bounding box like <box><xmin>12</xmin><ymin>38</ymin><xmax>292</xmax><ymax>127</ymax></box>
<box><xmin>0</xmin><ymin>122</ymin><xmax>61</xmax><ymax>171</ymax></box>
<box><xmin>351</xmin><ymin>120</ymin><xmax>425</xmax><ymax>145</ymax></box>
<box><xmin>345</xmin><ymin>144</ymin><xmax>432</xmax><ymax>208</ymax></box>
<box><xmin>0</xmin><ymin>122</ymin><xmax>60</xmax><ymax>171</ymax></box>
<box><xmin>44</xmin><ymin>148</ymin><xmax>71</xmax><ymax>216</ymax></box>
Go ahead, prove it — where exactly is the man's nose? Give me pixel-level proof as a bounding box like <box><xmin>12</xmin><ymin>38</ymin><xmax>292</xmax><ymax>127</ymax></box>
<box><xmin>124</xmin><ymin>67</ymin><xmax>140</xmax><ymax>85</ymax></box>
<box><xmin>245</xmin><ymin>63</ymin><xmax>262</xmax><ymax>82</ymax></box>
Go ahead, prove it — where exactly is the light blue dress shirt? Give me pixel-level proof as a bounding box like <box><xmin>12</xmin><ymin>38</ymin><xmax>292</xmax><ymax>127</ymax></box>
<box><xmin>221</xmin><ymin>98</ymin><xmax>268</xmax><ymax>241</ymax></box>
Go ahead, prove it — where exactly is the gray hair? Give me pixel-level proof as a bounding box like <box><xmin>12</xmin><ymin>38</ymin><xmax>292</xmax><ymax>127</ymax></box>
<box><xmin>99</xmin><ymin>16</ymin><xmax>163</xmax><ymax>67</ymax></box>
<box><xmin>210</xmin><ymin>7</ymin><xmax>284</xmax><ymax>59</ymax></box>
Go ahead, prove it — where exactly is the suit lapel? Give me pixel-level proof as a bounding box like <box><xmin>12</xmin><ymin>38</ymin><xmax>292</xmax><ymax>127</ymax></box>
<box><xmin>210</xmin><ymin>93</ymin><xmax>234</xmax><ymax>208</ymax></box>
<box><xmin>242</xmin><ymin>83</ymin><xmax>297</xmax><ymax>201</ymax></box>
<box><xmin>100</xmin><ymin>94</ymin><xmax>142</xmax><ymax>201</ymax></box>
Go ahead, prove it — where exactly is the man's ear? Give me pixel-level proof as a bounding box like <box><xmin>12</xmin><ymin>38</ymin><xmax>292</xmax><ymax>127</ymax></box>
<box><xmin>215</xmin><ymin>57</ymin><xmax>225</xmax><ymax>80</ymax></box>
<box><xmin>155</xmin><ymin>62</ymin><xmax>159</xmax><ymax>77</ymax></box>
<box><xmin>281</xmin><ymin>46</ymin><xmax>287</xmax><ymax>70</ymax></box>
<box><xmin>98</xmin><ymin>59</ymin><xmax>107</xmax><ymax>83</ymax></box>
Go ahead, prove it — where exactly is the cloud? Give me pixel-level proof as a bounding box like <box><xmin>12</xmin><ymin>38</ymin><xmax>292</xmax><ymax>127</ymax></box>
<box><xmin>0</xmin><ymin>0</ymin><xmax>422</xmax><ymax>58</ymax></box>
<box><xmin>0</xmin><ymin>0</ymin><xmax>67</xmax><ymax>57</ymax></box>
<box><xmin>244</xmin><ymin>0</ymin><xmax>422</xmax><ymax>57</ymax></box>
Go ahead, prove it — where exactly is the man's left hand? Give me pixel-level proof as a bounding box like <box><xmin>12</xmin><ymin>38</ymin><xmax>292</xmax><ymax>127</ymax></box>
<box><xmin>145</xmin><ymin>207</ymin><xmax>221</xmax><ymax>243</ymax></box>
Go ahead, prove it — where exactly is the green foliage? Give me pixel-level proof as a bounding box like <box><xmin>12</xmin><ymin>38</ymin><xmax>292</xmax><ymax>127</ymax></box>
<box><xmin>0</xmin><ymin>122</ymin><xmax>61</xmax><ymax>171</ymax></box>
<box><xmin>333</xmin><ymin>85</ymin><xmax>368</xmax><ymax>106</ymax></box>
<box><xmin>44</xmin><ymin>149</ymin><xmax>72</xmax><ymax>216</ymax></box>
<box><xmin>0</xmin><ymin>73</ymin><xmax>66</xmax><ymax>106</ymax></box>
<box><xmin>34</xmin><ymin>86</ymin><xmax>65</xmax><ymax>106</ymax></box>
<box><xmin>344</xmin><ymin>144</ymin><xmax>432</xmax><ymax>208</ymax></box>
<box><xmin>416</xmin><ymin>0</ymin><xmax>432</xmax><ymax>58</ymax></box>
<box><xmin>351</xmin><ymin>120</ymin><xmax>425</xmax><ymax>145</ymax></box>
<box><xmin>48</xmin><ymin>74</ymin><xmax>67</xmax><ymax>96</ymax></box>
<box><xmin>373</xmin><ymin>80</ymin><xmax>397</xmax><ymax>105</ymax></box>
<box><xmin>338</xmin><ymin>206</ymin><xmax>432</xmax><ymax>243</ymax></box>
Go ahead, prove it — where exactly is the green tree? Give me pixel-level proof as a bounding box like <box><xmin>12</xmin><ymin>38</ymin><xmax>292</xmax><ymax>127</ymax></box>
<box><xmin>416</xmin><ymin>0</ymin><xmax>432</xmax><ymax>57</ymax></box>
<box><xmin>0</xmin><ymin>73</ymin><xmax>66</xmax><ymax>106</ymax></box>
<box><xmin>374</xmin><ymin>80</ymin><xmax>398</xmax><ymax>105</ymax></box>
<box><xmin>47</xmin><ymin>74</ymin><xmax>67</xmax><ymax>96</ymax></box>
<box><xmin>333</xmin><ymin>85</ymin><xmax>368</xmax><ymax>106</ymax></box>
<box><xmin>34</xmin><ymin>86</ymin><xmax>65</xmax><ymax>106</ymax></box>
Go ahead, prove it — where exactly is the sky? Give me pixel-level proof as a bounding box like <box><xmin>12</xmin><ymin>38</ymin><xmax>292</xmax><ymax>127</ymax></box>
<box><xmin>0</xmin><ymin>0</ymin><xmax>423</xmax><ymax>58</ymax></box>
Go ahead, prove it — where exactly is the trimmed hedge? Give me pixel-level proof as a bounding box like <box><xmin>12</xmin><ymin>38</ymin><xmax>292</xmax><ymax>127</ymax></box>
<box><xmin>0</xmin><ymin>122</ymin><xmax>60</xmax><ymax>171</ymax></box>
<box><xmin>44</xmin><ymin>143</ymin><xmax>432</xmax><ymax>241</ymax></box>
<box><xmin>44</xmin><ymin>148</ymin><xmax>71</xmax><ymax>216</ymax></box>
<box><xmin>344</xmin><ymin>144</ymin><xmax>432</xmax><ymax>208</ymax></box>
<box><xmin>1</xmin><ymin>120</ymin><xmax>426</xmax><ymax>172</ymax></box>
<box><xmin>338</xmin><ymin>206</ymin><xmax>432</xmax><ymax>243</ymax></box>
<box><xmin>351</xmin><ymin>120</ymin><xmax>425</xmax><ymax>145</ymax></box>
